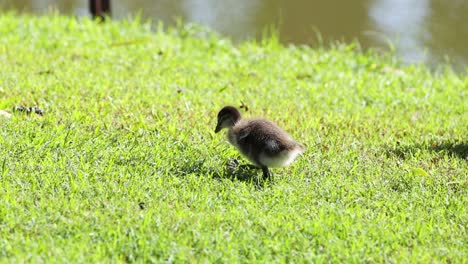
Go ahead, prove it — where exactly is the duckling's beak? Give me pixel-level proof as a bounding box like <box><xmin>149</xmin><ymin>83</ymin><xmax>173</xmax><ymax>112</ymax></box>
<box><xmin>214</xmin><ymin>122</ymin><xmax>222</xmax><ymax>133</ymax></box>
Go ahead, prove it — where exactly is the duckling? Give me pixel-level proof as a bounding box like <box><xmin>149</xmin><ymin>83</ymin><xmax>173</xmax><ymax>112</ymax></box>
<box><xmin>215</xmin><ymin>106</ymin><xmax>304</xmax><ymax>180</ymax></box>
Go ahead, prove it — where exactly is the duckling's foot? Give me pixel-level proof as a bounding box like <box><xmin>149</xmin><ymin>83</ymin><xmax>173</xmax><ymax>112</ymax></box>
<box><xmin>261</xmin><ymin>166</ymin><xmax>271</xmax><ymax>180</ymax></box>
<box><xmin>226</xmin><ymin>158</ymin><xmax>240</xmax><ymax>173</ymax></box>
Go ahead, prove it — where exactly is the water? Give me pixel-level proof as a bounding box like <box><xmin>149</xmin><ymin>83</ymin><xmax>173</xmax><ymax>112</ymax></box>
<box><xmin>1</xmin><ymin>0</ymin><xmax>468</xmax><ymax>70</ymax></box>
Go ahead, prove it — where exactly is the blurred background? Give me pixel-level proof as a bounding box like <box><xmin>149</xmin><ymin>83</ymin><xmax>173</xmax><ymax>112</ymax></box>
<box><xmin>1</xmin><ymin>0</ymin><xmax>467</xmax><ymax>71</ymax></box>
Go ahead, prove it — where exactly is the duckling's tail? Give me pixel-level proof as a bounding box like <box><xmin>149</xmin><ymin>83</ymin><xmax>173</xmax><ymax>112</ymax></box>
<box><xmin>296</xmin><ymin>143</ymin><xmax>306</xmax><ymax>154</ymax></box>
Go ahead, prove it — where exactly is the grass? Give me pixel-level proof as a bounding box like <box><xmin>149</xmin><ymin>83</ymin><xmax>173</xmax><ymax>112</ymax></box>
<box><xmin>0</xmin><ymin>13</ymin><xmax>467</xmax><ymax>263</ymax></box>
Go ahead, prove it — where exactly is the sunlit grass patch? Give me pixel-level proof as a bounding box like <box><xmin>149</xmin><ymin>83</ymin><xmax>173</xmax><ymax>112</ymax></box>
<box><xmin>0</xmin><ymin>13</ymin><xmax>467</xmax><ymax>262</ymax></box>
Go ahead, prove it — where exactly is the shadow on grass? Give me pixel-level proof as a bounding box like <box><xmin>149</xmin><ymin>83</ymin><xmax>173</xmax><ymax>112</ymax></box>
<box><xmin>386</xmin><ymin>140</ymin><xmax>467</xmax><ymax>160</ymax></box>
<box><xmin>173</xmin><ymin>158</ymin><xmax>268</xmax><ymax>188</ymax></box>
<box><xmin>214</xmin><ymin>159</ymin><xmax>270</xmax><ymax>188</ymax></box>
<box><xmin>224</xmin><ymin>159</ymin><xmax>265</xmax><ymax>180</ymax></box>
<box><xmin>383</xmin><ymin>140</ymin><xmax>467</xmax><ymax>194</ymax></box>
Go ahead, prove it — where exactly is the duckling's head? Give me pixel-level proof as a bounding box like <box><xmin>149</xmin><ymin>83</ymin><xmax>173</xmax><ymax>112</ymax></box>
<box><xmin>215</xmin><ymin>106</ymin><xmax>241</xmax><ymax>133</ymax></box>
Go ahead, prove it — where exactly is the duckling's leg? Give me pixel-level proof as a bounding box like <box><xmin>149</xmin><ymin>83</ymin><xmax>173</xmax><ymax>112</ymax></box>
<box><xmin>261</xmin><ymin>166</ymin><xmax>271</xmax><ymax>180</ymax></box>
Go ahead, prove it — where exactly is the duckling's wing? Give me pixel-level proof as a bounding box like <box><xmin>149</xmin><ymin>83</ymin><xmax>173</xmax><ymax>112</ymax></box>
<box><xmin>230</xmin><ymin>125</ymin><xmax>259</xmax><ymax>163</ymax></box>
<box><xmin>250</xmin><ymin>120</ymin><xmax>297</xmax><ymax>154</ymax></box>
<box><xmin>263</xmin><ymin>138</ymin><xmax>282</xmax><ymax>153</ymax></box>
<box><xmin>234</xmin><ymin>126</ymin><xmax>255</xmax><ymax>150</ymax></box>
<box><xmin>239</xmin><ymin>121</ymin><xmax>283</xmax><ymax>152</ymax></box>
<box><xmin>237</xmin><ymin>127</ymin><xmax>251</xmax><ymax>141</ymax></box>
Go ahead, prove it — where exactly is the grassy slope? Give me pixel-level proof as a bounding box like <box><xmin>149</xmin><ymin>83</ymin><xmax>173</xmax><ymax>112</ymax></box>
<box><xmin>0</xmin><ymin>13</ymin><xmax>467</xmax><ymax>262</ymax></box>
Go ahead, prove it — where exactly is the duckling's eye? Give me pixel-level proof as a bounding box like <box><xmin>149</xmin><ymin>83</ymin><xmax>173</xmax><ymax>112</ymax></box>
<box><xmin>219</xmin><ymin>115</ymin><xmax>234</xmax><ymax>126</ymax></box>
<box><xmin>220</xmin><ymin>115</ymin><xmax>229</xmax><ymax>124</ymax></box>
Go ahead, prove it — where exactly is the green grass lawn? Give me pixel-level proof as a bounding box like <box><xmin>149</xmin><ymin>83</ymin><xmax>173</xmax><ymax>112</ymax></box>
<box><xmin>0</xmin><ymin>13</ymin><xmax>467</xmax><ymax>262</ymax></box>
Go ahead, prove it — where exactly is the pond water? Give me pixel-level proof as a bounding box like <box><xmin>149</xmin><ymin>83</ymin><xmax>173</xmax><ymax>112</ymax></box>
<box><xmin>1</xmin><ymin>0</ymin><xmax>468</xmax><ymax>71</ymax></box>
